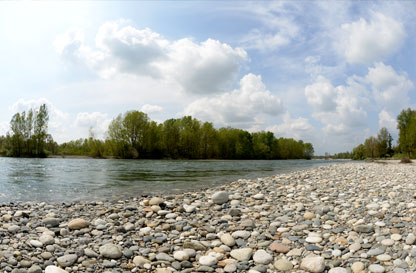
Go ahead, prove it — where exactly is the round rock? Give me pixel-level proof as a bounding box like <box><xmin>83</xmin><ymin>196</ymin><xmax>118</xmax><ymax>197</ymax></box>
<box><xmin>68</xmin><ymin>218</ymin><xmax>89</xmax><ymax>230</ymax></box>
<box><xmin>253</xmin><ymin>249</ymin><xmax>273</xmax><ymax>264</ymax></box>
<box><xmin>45</xmin><ymin>266</ymin><xmax>69</xmax><ymax>273</ymax></box>
<box><xmin>300</xmin><ymin>256</ymin><xmax>325</xmax><ymax>273</ymax></box>
<box><xmin>99</xmin><ymin>244</ymin><xmax>122</xmax><ymax>259</ymax></box>
<box><xmin>274</xmin><ymin>258</ymin><xmax>293</xmax><ymax>271</ymax></box>
<box><xmin>230</xmin><ymin>248</ymin><xmax>253</xmax><ymax>261</ymax></box>
<box><xmin>57</xmin><ymin>254</ymin><xmax>78</xmax><ymax>267</ymax></box>
<box><xmin>212</xmin><ymin>191</ymin><xmax>229</xmax><ymax>204</ymax></box>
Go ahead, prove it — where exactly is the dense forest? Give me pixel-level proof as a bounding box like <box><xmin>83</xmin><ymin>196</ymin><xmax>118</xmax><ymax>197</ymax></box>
<box><xmin>0</xmin><ymin>105</ymin><xmax>315</xmax><ymax>160</ymax></box>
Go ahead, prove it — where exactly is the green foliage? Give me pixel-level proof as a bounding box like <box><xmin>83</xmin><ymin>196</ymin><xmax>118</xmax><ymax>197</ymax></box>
<box><xmin>8</xmin><ymin>104</ymin><xmax>50</xmax><ymax>157</ymax></box>
<box><xmin>1</xmin><ymin>108</ymin><xmax>315</xmax><ymax>160</ymax></box>
<box><xmin>397</xmin><ymin>108</ymin><xmax>416</xmax><ymax>157</ymax></box>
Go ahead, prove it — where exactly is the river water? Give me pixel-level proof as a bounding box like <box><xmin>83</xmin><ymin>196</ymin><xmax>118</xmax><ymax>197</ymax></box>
<box><xmin>0</xmin><ymin>158</ymin><xmax>343</xmax><ymax>202</ymax></box>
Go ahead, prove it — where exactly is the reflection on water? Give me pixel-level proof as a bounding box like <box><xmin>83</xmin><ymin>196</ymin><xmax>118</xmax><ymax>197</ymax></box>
<box><xmin>0</xmin><ymin>158</ymin><xmax>343</xmax><ymax>202</ymax></box>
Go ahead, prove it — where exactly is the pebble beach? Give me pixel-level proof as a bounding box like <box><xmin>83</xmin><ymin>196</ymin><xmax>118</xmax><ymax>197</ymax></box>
<box><xmin>1</xmin><ymin>162</ymin><xmax>416</xmax><ymax>273</ymax></box>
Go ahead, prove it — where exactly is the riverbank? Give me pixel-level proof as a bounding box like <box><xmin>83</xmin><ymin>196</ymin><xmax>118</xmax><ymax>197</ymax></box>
<box><xmin>1</xmin><ymin>162</ymin><xmax>415</xmax><ymax>273</ymax></box>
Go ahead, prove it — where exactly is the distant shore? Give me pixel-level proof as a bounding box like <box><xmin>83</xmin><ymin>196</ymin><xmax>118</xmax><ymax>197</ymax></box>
<box><xmin>1</xmin><ymin>162</ymin><xmax>415</xmax><ymax>272</ymax></box>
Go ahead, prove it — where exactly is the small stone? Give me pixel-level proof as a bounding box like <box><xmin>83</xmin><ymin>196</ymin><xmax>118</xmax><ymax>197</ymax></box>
<box><xmin>174</xmin><ymin>251</ymin><xmax>189</xmax><ymax>261</ymax></box>
<box><xmin>300</xmin><ymin>256</ymin><xmax>325</xmax><ymax>273</ymax></box>
<box><xmin>84</xmin><ymin>248</ymin><xmax>99</xmax><ymax>257</ymax></box>
<box><xmin>328</xmin><ymin>268</ymin><xmax>348</xmax><ymax>273</ymax></box>
<box><xmin>368</xmin><ymin>264</ymin><xmax>385</xmax><ymax>273</ymax></box>
<box><xmin>349</xmin><ymin>242</ymin><xmax>361</xmax><ymax>251</ymax></box>
<box><xmin>274</xmin><ymin>258</ymin><xmax>293</xmax><ymax>271</ymax></box>
<box><xmin>351</xmin><ymin>262</ymin><xmax>365</xmax><ymax>273</ymax></box>
<box><xmin>406</xmin><ymin>234</ymin><xmax>416</xmax><ymax>245</ymax></box>
<box><xmin>391</xmin><ymin>234</ymin><xmax>402</xmax><ymax>241</ymax></box>
<box><xmin>220</xmin><ymin>233</ymin><xmax>235</xmax><ymax>247</ymax></box>
<box><xmin>39</xmin><ymin>234</ymin><xmax>54</xmax><ymax>245</ymax></box>
<box><xmin>42</xmin><ymin>218</ymin><xmax>60</xmax><ymax>227</ymax></box>
<box><xmin>381</xmin><ymin>239</ymin><xmax>395</xmax><ymax>246</ymax></box>
<box><xmin>149</xmin><ymin>197</ymin><xmax>164</xmax><ymax>205</ymax></box>
<box><xmin>253</xmin><ymin>250</ymin><xmax>273</xmax><ymax>264</ymax></box>
<box><xmin>224</xmin><ymin>263</ymin><xmax>237</xmax><ymax>272</ymax></box>
<box><xmin>354</xmin><ymin>225</ymin><xmax>374</xmax><ymax>233</ymax></box>
<box><xmin>29</xmin><ymin>240</ymin><xmax>43</xmax><ymax>248</ymax></box>
<box><xmin>306</xmin><ymin>237</ymin><xmax>323</xmax><ymax>243</ymax></box>
<box><xmin>57</xmin><ymin>254</ymin><xmax>78</xmax><ymax>267</ymax></box>
<box><xmin>252</xmin><ymin>193</ymin><xmax>264</xmax><ymax>200</ymax></box>
<box><xmin>212</xmin><ymin>191</ymin><xmax>229</xmax><ymax>204</ymax></box>
<box><xmin>133</xmin><ymin>256</ymin><xmax>150</xmax><ymax>266</ymax></box>
<box><xmin>376</xmin><ymin>254</ymin><xmax>391</xmax><ymax>261</ymax></box>
<box><xmin>230</xmin><ymin>248</ymin><xmax>253</xmax><ymax>261</ymax></box>
<box><xmin>199</xmin><ymin>255</ymin><xmax>217</xmax><ymax>266</ymax></box>
<box><xmin>45</xmin><ymin>266</ymin><xmax>69</xmax><ymax>273</ymax></box>
<box><xmin>8</xmin><ymin>225</ymin><xmax>20</xmax><ymax>233</ymax></box>
<box><xmin>304</xmin><ymin>211</ymin><xmax>315</xmax><ymax>219</ymax></box>
<box><xmin>68</xmin><ymin>218</ymin><xmax>89</xmax><ymax>230</ymax></box>
<box><xmin>99</xmin><ymin>244</ymin><xmax>122</xmax><ymax>259</ymax></box>
<box><xmin>269</xmin><ymin>242</ymin><xmax>290</xmax><ymax>253</ymax></box>
<box><xmin>27</xmin><ymin>265</ymin><xmax>42</xmax><ymax>273</ymax></box>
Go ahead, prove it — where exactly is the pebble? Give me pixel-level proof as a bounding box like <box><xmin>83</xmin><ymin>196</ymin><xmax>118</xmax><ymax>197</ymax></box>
<box><xmin>369</xmin><ymin>264</ymin><xmax>385</xmax><ymax>273</ymax></box>
<box><xmin>252</xmin><ymin>249</ymin><xmax>272</xmax><ymax>264</ymax></box>
<box><xmin>220</xmin><ymin>233</ymin><xmax>235</xmax><ymax>247</ymax></box>
<box><xmin>230</xmin><ymin>248</ymin><xmax>253</xmax><ymax>261</ymax></box>
<box><xmin>57</xmin><ymin>254</ymin><xmax>78</xmax><ymax>267</ymax></box>
<box><xmin>99</xmin><ymin>244</ymin><xmax>122</xmax><ymax>259</ymax></box>
<box><xmin>67</xmin><ymin>218</ymin><xmax>89</xmax><ymax>230</ymax></box>
<box><xmin>328</xmin><ymin>268</ymin><xmax>348</xmax><ymax>273</ymax></box>
<box><xmin>45</xmin><ymin>266</ymin><xmax>69</xmax><ymax>273</ymax></box>
<box><xmin>269</xmin><ymin>242</ymin><xmax>290</xmax><ymax>253</ymax></box>
<box><xmin>351</xmin><ymin>261</ymin><xmax>365</xmax><ymax>273</ymax></box>
<box><xmin>300</xmin><ymin>256</ymin><xmax>325</xmax><ymax>273</ymax></box>
<box><xmin>211</xmin><ymin>191</ymin><xmax>229</xmax><ymax>204</ymax></box>
<box><xmin>274</xmin><ymin>258</ymin><xmax>293</xmax><ymax>271</ymax></box>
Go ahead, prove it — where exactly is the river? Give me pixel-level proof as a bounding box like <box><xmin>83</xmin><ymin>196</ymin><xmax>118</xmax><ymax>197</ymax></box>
<box><xmin>0</xmin><ymin>158</ymin><xmax>343</xmax><ymax>202</ymax></box>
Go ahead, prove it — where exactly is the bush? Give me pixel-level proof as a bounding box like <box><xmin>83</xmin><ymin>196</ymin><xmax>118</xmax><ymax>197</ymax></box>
<box><xmin>400</xmin><ymin>157</ymin><xmax>412</xmax><ymax>164</ymax></box>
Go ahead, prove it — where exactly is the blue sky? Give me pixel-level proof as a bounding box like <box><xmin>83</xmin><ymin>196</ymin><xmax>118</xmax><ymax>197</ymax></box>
<box><xmin>1</xmin><ymin>1</ymin><xmax>416</xmax><ymax>155</ymax></box>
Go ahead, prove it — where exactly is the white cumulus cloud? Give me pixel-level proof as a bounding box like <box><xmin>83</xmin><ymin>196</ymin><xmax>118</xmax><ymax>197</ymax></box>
<box><xmin>339</xmin><ymin>12</ymin><xmax>405</xmax><ymax>64</ymax></box>
<box><xmin>267</xmin><ymin>112</ymin><xmax>314</xmax><ymax>140</ymax></box>
<box><xmin>55</xmin><ymin>21</ymin><xmax>248</xmax><ymax>94</ymax></box>
<box><xmin>378</xmin><ymin>109</ymin><xmax>397</xmax><ymax>134</ymax></box>
<box><xmin>74</xmin><ymin>112</ymin><xmax>111</xmax><ymax>139</ymax></box>
<box><xmin>365</xmin><ymin>62</ymin><xmax>413</xmax><ymax>113</ymax></box>
<box><xmin>184</xmin><ymin>73</ymin><xmax>283</xmax><ymax>128</ymax></box>
<box><xmin>304</xmin><ymin>76</ymin><xmax>337</xmax><ymax>112</ymax></box>
<box><xmin>141</xmin><ymin>104</ymin><xmax>163</xmax><ymax>114</ymax></box>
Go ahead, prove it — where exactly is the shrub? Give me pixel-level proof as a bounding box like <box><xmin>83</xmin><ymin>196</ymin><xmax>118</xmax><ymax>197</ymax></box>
<box><xmin>400</xmin><ymin>157</ymin><xmax>412</xmax><ymax>164</ymax></box>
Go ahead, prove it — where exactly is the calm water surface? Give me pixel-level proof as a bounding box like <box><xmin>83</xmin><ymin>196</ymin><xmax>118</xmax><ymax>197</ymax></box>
<box><xmin>0</xmin><ymin>158</ymin><xmax>343</xmax><ymax>202</ymax></box>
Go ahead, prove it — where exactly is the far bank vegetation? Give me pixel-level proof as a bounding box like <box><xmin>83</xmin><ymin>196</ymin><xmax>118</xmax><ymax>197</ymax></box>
<box><xmin>0</xmin><ymin>106</ymin><xmax>315</xmax><ymax>160</ymax></box>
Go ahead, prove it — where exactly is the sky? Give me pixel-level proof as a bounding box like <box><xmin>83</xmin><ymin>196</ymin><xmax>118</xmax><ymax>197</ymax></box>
<box><xmin>1</xmin><ymin>1</ymin><xmax>416</xmax><ymax>155</ymax></box>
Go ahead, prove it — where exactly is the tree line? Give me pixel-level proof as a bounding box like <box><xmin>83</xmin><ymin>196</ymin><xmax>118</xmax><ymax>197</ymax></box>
<box><xmin>0</xmin><ymin>107</ymin><xmax>315</xmax><ymax>160</ymax></box>
<box><xmin>344</xmin><ymin>108</ymin><xmax>416</xmax><ymax>160</ymax></box>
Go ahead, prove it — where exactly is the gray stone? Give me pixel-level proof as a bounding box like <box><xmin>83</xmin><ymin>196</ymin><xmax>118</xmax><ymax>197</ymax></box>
<box><xmin>212</xmin><ymin>191</ymin><xmax>229</xmax><ymax>204</ymax></box>
<box><xmin>300</xmin><ymin>256</ymin><xmax>325</xmax><ymax>273</ymax></box>
<box><xmin>57</xmin><ymin>254</ymin><xmax>78</xmax><ymax>267</ymax></box>
<box><xmin>99</xmin><ymin>244</ymin><xmax>122</xmax><ymax>259</ymax></box>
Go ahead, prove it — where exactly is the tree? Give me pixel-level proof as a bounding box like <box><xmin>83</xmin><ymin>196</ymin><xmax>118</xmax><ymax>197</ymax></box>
<box><xmin>364</xmin><ymin>136</ymin><xmax>378</xmax><ymax>159</ymax></box>
<box><xmin>303</xmin><ymin>143</ymin><xmax>314</xmax><ymax>159</ymax></box>
<box><xmin>377</xmin><ymin>127</ymin><xmax>393</xmax><ymax>158</ymax></box>
<box><xmin>397</xmin><ymin>108</ymin><xmax>416</xmax><ymax>157</ymax></box>
<box><xmin>352</xmin><ymin>144</ymin><xmax>366</xmax><ymax>160</ymax></box>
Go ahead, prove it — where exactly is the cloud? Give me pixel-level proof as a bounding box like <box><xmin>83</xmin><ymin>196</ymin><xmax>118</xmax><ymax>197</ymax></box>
<box><xmin>267</xmin><ymin>112</ymin><xmax>314</xmax><ymax>140</ymax></box>
<box><xmin>55</xmin><ymin>21</ymin><xmax>247</xmax><ymax>94</ymax></box>
<box><xmin>239</xmin><ymin>2</ymin><xmax>300</xmax><ymax>51</ymax></box>
<box><xmin>74</xmin><ymin>112</ymin><xmax>111</xmax><ymax>138</ymax></box>
<box><xmin>141</xmin><ymin>104</ymin><xmax>163</xmax><ymax>114</ymax></box>
<box><xmin>305</xmin><ymin>76</ymin><xmax>369</xmax><ymax>135</ymax></box>
<box><xmin>365</xmin><ymin>62</ymin><xmax>413</xmax><ymax>113</ymax></box>
<box><xmin>339</xmin><ymin>12</ymin><xmax>405</xmax><ymax>64</ymax></box>
<box><xmin>304</xmin><ymin>76</ymin><xmax>337</xmax><ymax>112</ymax></box>
<box><xmin>378</xmin><ymin>109</ymin><xmax>397</xmax><ymax>134</ymax></box>
<box><xmin>184</xmin><ymin>73</ymin><xmax>283</xmax><ymax>128</ymax></box>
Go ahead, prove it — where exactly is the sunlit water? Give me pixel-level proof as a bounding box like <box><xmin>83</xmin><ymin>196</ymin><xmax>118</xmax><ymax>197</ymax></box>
<box><xmin>0</xmin><ymin>158</ymin><xmax>344</xmax><ymax>202</ymax></box>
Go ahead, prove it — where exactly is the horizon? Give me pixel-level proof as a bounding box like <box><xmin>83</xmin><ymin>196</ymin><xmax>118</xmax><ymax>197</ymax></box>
<box><xmin>1</xmin><ymin>1</ymin><xmax>415</xmax><ymax>155</ymax></box>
